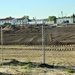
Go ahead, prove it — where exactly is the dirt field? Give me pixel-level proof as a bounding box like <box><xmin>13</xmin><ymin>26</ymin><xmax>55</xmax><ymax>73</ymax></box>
<box><xmin>1</xmin><ymin>25</ymin><xmax>75</xmax><ymax>45</ymax></box>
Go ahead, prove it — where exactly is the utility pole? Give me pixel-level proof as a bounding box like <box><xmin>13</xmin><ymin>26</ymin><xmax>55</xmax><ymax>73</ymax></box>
<box><xmin>61</xmin><ymin>11</ymin><xmax>63</xmax><ymax>23</ymax></box>
<box><xmin>61</xmin><ymin>11</ymin><xmax>63</xmax><ymax>18</ymax></box>
<box><xmin>42</xmin><ymin>21</ymin><xmax>45</xmax><ymax>64</ymax></box>
<box><xmin>1</xmin><ymin>26</ymin><xmax>3</xmax><ymax>66</ymax></box>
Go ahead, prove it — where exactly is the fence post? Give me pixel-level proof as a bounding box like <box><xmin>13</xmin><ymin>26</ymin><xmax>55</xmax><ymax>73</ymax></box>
<box><xmin>42</xmin><ymin>22</ymin><xmax>45</xmax><ymax>64</ymax></box>
<box><xmin>1</xmin><ymin>26</ymin><xmax>3</xmax><ymax>66</ymax></box>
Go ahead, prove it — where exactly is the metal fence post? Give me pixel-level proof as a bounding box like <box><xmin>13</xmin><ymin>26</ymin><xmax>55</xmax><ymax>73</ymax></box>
<box><xmin>42</xmin><ymin>22</ymin><xmax>45</xmax><ymax>64</ymax></box>
<box><xmin>1</xmin><ymin>26</ymin><xmax>3</xmax><ymax>66</ymax></box>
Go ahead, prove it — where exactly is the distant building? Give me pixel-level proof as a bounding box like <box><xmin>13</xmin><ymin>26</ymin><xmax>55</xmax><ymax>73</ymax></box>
<box><xmin>28</xmin><ymin>18</ymin><xmax>54</xmax><ymax>25</ymax></box>
<box><xmin>57</xmin><ymin>17</ymin><xmax>75</xmax><ymax>24</ymax></box>
<box><xmin>45</xmin><ymin>21</ymin><xmax>54</xmax><ymax>25</ymax></box>
<box><xmin>15</xmin><ymin>18</ymin><xmax>28</xmax><ymax>25</ymax></box>
<box><xmin>28</xmin><ymin>19</ymin><xmax>47</xmax><ymax>25</ymax></box>
<box><xmin>0</xmin><ymin>17</ymin><xmax>17</xmax><ymax>25</ymax></box>
<box><xmin>0</xmin><ymin>17</ymin><xmax>29</xmax><ymax>25</ymax></box>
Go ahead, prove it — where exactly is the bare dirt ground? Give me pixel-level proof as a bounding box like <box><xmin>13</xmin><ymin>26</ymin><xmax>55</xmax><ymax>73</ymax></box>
<box><xmin>1</xmin><ymin>25</ymin><xmax>75</xmax><ymax>45</ymax></box>
<box><xmin>0</xmin><ymin>67</ymin><xmax>75</xmax><ymax>75</ymax></box>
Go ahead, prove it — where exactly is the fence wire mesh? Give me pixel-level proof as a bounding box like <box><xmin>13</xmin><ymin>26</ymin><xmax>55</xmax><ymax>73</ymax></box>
<box><xmin>0</xmin><ymin>25</ymin><xmax>75</xmax><ymax>67</ymax></box>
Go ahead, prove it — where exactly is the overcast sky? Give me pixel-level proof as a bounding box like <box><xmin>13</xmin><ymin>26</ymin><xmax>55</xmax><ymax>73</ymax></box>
<box><xmin>0</xmin><ymin>0</ymin><xmax>75</xmax><ymax>19</ymax></box>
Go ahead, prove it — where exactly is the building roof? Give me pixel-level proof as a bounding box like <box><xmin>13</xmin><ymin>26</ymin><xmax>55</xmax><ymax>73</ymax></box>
<box><xmin>57</xmin><ymin>17</ymin><xmax>73</xmax><ymax>19</ymax></box>
<box><xmin>0</xmin><ymin>17</ymin><xmax>14</xmax><ymax>21</ymax></box>
<box><xmin>16</xmin><ymin>18</ymin><xmax>25</xmax><ymax>20</ymax></box>
<box><xmin>31</xmin><ymin>18</ymin><xmax>48</xmax><ymax>22</ymax></box>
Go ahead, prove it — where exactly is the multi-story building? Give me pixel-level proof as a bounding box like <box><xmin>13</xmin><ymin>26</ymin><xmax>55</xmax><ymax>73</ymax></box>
<box><xmin>0</xmin><ymin>17</ymin><xmax>17</xmax><ymax>25</ymax></box>
<box><xmin>0</xmin><ymin>17</ymin><xmax>28</xmax><ymax>25</ymax></box>
<box><xmin>15</xmin><ymin>18</ymin><xmax>28</xmax><ymax>25</ymax></box>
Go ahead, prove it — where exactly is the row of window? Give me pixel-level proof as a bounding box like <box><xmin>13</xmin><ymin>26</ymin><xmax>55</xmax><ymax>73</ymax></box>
<box><xmin>17</xmin><ymin>20</ymin><xmax>23</xmax><ymax>22</ymax></box>
<box><xmin>0</xmin><ymin>20</ymin><xmax>12</xmax><ymax>23</ymax></box>
<box><xmin>0</xmin><ymin>20</ymin><xmax>28</xmax><ymax>25</ymax></box>
<box><xmin>0</xmin><ymin>20</ymin><xmax>24</xmax><ymax>23</ymax></box>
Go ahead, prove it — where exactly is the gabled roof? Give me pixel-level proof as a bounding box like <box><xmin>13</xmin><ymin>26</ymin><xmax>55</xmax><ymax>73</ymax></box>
<box><xmin>0</xmin><ymin>17</ymin><xmax>14</xmax><ymax>21</ymax></box>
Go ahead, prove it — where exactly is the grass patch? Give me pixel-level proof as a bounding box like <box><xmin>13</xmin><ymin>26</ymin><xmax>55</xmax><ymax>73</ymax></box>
<box><xmin>65</xmin><ymin>68</ymin><xmax>75</xmax><ymax>73</ymax></box>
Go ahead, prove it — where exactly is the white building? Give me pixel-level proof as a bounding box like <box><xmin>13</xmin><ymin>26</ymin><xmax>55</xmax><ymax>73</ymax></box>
<box><xmin>15</xmin><ymin>18</ymin><xmax>28</xmax><ymax>25</ymax></box>
<box><xmin>28</xmin><ymin>19</ymin><xmax>45</xmax><ymax>25</ymax></box>
<box><xmin>0</xmin><ymin>17</ymin><xmax>17</xmax><ymax>25</ymax></box>
<box><xmin>57</xmin><ymin>17</ymin><xmax>74</xmax><ymax>24</ymax></box>
<box><xmin>0</xmin><ymin>17</ymin><xmax>29</xmax><ymax>25</ymax></box>
<box><xmin>28</xmin><ymin>19</ymin><xmax>54</xmax><ymax>25</ymax></box>
<box><xmin>45</xmin><ymin>21</ymin><xmax>54</xmax><ymax>25</ymax></box>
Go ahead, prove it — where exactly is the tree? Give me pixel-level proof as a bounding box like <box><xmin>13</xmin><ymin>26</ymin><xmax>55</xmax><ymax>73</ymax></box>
<box><xmin>22</xmin><ymin>15</ymin><xmax>29</xmax><ymax>19</ymax></box>
<box><xmin>22</xmin><ymin>15</ymin><xmax>31</xmax><ymax>21</ymax></box>
<box><xmin>48</xmin><ymin>16</ymin><xmax>57</xmax><ymax>23</ymax></box>
<box><xmin>71</xmin><ymin>14</ymin><xmax>75</xmax><ymax>18</ymax></box>
<box><xmin>33</xmin><ymin>17</ymin><xmax>36</xmax><ymax>20</ymax></box>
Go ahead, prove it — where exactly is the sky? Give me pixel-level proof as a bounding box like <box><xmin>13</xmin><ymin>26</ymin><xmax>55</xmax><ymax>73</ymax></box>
<box><xmin>0</xmin><ymin>0</ymin><xmax>75</xmax><ymax>19</ymax></box>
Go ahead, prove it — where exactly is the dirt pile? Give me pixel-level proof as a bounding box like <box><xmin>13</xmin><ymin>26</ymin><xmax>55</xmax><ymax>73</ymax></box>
<box><xmin>0</xmin><ymin>25</ymin><xmax>75</xmax><ymax>45</ymax></box>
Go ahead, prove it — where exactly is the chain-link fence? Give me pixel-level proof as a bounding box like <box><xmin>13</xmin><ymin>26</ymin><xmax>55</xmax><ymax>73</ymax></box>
<box><xmin>0</xmin><ymin>25</ymin><xmax>75</xmax><ymax>67</ymax></box>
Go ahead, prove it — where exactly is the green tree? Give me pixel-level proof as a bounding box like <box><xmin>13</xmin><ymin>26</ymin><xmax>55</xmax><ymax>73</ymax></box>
<box><xmin>22</xmin><ymin>15</ymin><xmax>29</xmax><ymax>19</ymax></box>
<box><xmin>22</xmin><ymin>15</ymin><xmax>31</xmax><ymax>21</ymax></box>
<box><xmin>71</xmin><ymin>13</ymin><xmax>75</xmax><ymax>18</ymax></box>
<box><xmin>48</xmin><ymin>16</ymin><xmax>56</xmax><ymax>23</ymax></box>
